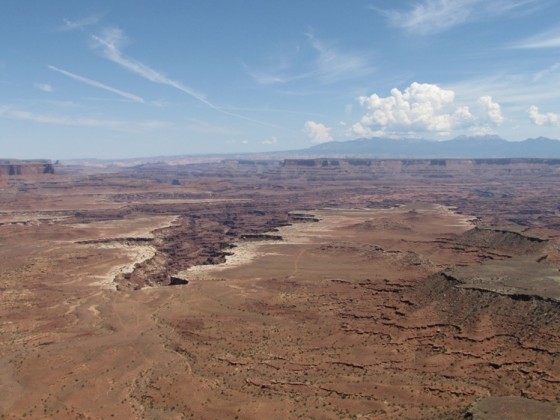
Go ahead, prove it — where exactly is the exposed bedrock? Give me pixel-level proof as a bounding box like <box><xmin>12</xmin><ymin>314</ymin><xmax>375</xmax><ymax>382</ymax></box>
<box><xmin>465</xmin><ymin>396</ymin><xmax>560</xmax><ymax>419</ymax></box>
<box><xmin>399</xmin><ymin>271</ymin><xmax>560</xmax><ymax>400</ymax></box>
<box><xmin>457</xmin><ymin>226</ymin><xmax>548</xmax><ymax>255</ymax></box>
<box><xmin>0</xmin><ymin>160</ymin><xmax>55</xmax><ymax>176</ymax></box>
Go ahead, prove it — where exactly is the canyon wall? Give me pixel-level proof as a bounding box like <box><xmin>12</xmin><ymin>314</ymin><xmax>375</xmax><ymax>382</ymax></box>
<box><xmin>0</xmin><ymin>160</ymin><xmax>55</xmax><ymax>177</ymax></box>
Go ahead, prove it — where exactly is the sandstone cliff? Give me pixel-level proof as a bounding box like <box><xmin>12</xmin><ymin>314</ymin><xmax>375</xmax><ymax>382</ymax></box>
<box><xmin>0</xmin><ymin>160</ymin><xmax>55</xmax><ymax>177</ymax></box>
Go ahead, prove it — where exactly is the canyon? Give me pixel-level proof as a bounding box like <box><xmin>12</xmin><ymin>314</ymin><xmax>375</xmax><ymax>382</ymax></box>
<box><xmin>0</xmin><ymin>158</ymin><xmax>559</xmax><ymax>419</ymax></box>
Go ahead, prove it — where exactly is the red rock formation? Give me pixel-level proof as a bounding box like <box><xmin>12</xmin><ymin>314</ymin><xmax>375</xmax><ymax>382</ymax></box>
<box><xmin>0</xmin><ymin>160</ymin><xmax>55</xmax><ymax>177</ymax></box>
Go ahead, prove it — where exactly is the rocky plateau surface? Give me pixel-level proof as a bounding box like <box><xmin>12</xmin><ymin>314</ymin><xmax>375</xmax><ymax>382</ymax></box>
<box><xmin>0</xmin><ymin>158</ymin><xmax>559</xmax><ymax>418</ymax></box>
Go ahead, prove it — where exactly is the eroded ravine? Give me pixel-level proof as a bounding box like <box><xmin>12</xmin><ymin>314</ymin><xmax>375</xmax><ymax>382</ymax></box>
<box><xmin>139</xmin><ymin>203</ymin><xmax>560</xmax><ymax>419</ymax></box>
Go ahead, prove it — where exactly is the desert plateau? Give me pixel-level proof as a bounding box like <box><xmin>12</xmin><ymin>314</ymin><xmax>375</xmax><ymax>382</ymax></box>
<box><xmin>0</xmin><ymin>158</ymin><xmax>558</xmax><ymax>419</ymax></box>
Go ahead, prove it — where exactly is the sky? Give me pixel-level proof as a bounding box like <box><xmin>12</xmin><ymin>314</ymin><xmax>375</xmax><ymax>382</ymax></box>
<box><xmin>2</xmin><ymin>0</ymin><xmax>560</xmax><ymax>159</ymax></box>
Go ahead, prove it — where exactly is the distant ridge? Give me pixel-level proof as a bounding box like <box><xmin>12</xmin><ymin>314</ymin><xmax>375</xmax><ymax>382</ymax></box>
<box><xmin>302</xmin><ymin>136</ymin><xmax>560</xmax><ymax>159</ymax></box>
<box><xmin>58</xmin><ymin>136</ymin><xmax>560</xmax><ymax>168</ymax></box>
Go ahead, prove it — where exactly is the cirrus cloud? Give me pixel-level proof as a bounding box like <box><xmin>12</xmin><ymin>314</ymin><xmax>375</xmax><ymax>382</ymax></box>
<box><xmin>91</xmin><ymin>27</ymin><xmax>274</xmax><ymax>127</ymax></box>
<box><xmin>35</xmin><ymin>83</ymin><xmax>53</xmax><ymax>93</ymax></box>
<box><xmin>513</xmin><ymin>27</ymin><xmax>560</xmax><ymax>49</ymax></box>
<box><xmin>58</xmin><ymin>15</ymin><xmax>101</xmax><ymax>32</ymax></box>
<box><xmin>0</xmin><ymin>106</ymin><xmax>168</xmax><ymax>132</ymax></box>
<box><xmin>379</xmin><ymin>0</ymin><xmax>544</xmax><ymax>35</ymax></box>
<box><xmin>48</xmin><ymin>65</ymin><xmax>144</xmax><ymax>103</ymax></box>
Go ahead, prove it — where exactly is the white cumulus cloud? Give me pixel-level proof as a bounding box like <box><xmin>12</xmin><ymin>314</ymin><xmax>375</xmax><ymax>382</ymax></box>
<box><xmin>477</xmin><ymin>95</ymin><xmax>504</xmax><ymax>124</ymax></box>
<box><xmin>303</xmin><ymin>121</ymin><xmax>333</xmax><ymax>143</ymax></box>
<box><xmin>352</xmin><ymin>82</ymin><xmax>504</xmax><ymax>137</ymax></box>
<box><xmin>528</xmin><ymin>105</ymin><xmax>560</xmax><ymax>126</ymax></box>
<box><xmin>351</xmin><ymin>122</ymin><xmax>378</xmax><ymax>138</ymax></box>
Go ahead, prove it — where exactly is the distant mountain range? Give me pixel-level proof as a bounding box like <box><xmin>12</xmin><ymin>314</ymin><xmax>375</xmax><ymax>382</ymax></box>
<box><xmin>58</xmin><ymin>135</ymin><xmax>560</xmax><ymax>169</ymax></box>
<box><xmin>301</xmin><ymin>135</ymin><xmax>560</xmax><ymax>159</ymax></box>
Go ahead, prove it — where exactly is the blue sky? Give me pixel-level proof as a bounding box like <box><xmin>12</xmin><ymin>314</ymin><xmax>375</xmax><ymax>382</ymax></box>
<box><xmin>2</xmin><ymin>0</ymin><xmax>560</xmax><ymax>159</ymax></box>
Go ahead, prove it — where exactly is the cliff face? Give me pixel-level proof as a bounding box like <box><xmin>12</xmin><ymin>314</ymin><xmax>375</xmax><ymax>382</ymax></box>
<box><xmin>0</xmin><ymin>160</ymin><xmax>55</xmax><ymax>177</ymax></box>
<box><xmin>280</xmin><ymin>158</ymin><xmax>560</xmax><ymax>177</ymax></box>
